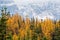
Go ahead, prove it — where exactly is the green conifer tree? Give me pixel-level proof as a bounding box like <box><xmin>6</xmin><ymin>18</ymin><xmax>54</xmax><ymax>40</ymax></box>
<box><xmin>0</xmin><ymin>7</ymin><xmax>10</xmax><ymax>40</ymax></box>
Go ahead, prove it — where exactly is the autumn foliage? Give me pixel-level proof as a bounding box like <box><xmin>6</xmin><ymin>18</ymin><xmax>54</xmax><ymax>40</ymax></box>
<box><xmin>0</xmin><ymin>8</ymin><xmax>60</xmax><ymax>40</ymax></box>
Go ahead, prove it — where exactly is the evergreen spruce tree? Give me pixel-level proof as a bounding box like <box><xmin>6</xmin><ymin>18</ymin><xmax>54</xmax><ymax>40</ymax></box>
<box><xmin>0</xmin><ymin>7</ymin><xmax>10</xmax><ymax>40</ymax></box>
<box><xmin>51</xmin><ymin>20</ymin><xmax>60</xmax><ymax>40</ymax></box>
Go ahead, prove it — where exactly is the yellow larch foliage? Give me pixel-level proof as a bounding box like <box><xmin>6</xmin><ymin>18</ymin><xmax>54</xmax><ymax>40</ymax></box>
<box><xmin>13</xmin><ymin>33</ymin><xmax>18</xmax><ymax>40</ymax></box>
<box><xmin>6</xmin><ymin>13</ymin><xmax>23</xmax><ymax>34</ymax></box>
<box><xmin>56</xmin><ymin>20</ymin><xmax>60</xmax><ymax>28</ymax></box>
<box><xmin>6</xmin><ymin>13</ymin><xmax>60</xmax><ymax>40</ymax></box>
<box><xmin>19</xmin><ymin>28</ymin><xmax>26</xmax><ymax>40</ymax></box>
<box><xmin>29</xmin><ymin>30</ymin><xmax>33</xmax><ymax>40</ymax></box>
<box><xmin>37</xmin><ymin>36</ymin><xmax>41</xmax><ymax>40</ymax></box>
<box><xmin>19</xmin><ymin>29</ymin><xmax>25</xmax><ymax>38</ymax></box>
<box><xmin>25</xmin><ymin>17</ymin><xmax>30</xmax><ymax>31</ymax></box>
<box><xmin>41</xmin><ymin>18</ymin><xmax>55</xmax><ymax>40</ymax></box>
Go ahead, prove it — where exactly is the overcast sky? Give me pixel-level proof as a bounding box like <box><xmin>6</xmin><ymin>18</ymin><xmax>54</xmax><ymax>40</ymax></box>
<box><xmin>0</xmin><ymin>0</ymin><xmax>60</xmax><ymax>20</ymax></box>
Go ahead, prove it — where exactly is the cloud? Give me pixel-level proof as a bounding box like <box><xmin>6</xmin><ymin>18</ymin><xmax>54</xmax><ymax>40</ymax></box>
<box><xmin>0</xmin><ymin>3</ymin><xmax>15</xmax><ymax>6</ymax></box>
<box><xmin>13</xmin><ymin>0</ymin><xmax>49</xmax><ymax>10</ymax></box>
<box><xmin>13</xmin><ymin>0</ymin><xmax>60</xmax><ymax>6</ymax></box>
<box><xmin>0</xmin><ymin>0</ymin><xmax>15</xmax><ymax>6</ymax></box>
<box><xmin>32</xmin><ymin>10</ymin><xmax>55</xmax><ymax>20</ymax></box>
<box><xmin>39</xmin><ymin>11</ymin><xmax>54</xmax><ymax>19</ymax></box>
<box><xmin>0</xmin><ymin>0</ymin><xmax>13</xmax><ymax>1</ymax></box>
<box><xmin>13</xmin><ymin>0</ymin><xmax>60</xmax><ymax>10</ymax></box>
<box><xmin>13</xmin><ymin>0</ymin><xmax>60</xmax><ymax>20</ymax></box>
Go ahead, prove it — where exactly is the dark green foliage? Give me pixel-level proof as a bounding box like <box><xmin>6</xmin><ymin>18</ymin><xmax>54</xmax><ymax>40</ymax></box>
<box><xmin>52</xmin><ymin>27</ymin><xmax>60</xmax><ymax>40</ymax></box>
<box><xmin>34</xmin><ymin>26</ymin><xmax>42</xmax><ymax>35</ymax></box>
<box><xmin>30</xmin><ymin>24</ymin><xmax>34</xmax><ymax>30</ymax></box>
<box><xmin>0</xmin><ymin>7</ymin><xmax>10</xmax><ymax>40</ymax></box>
<box><xmin>6</xmin><ymin>32</ymin><xmax>13</xmax><ymax>40</ymax></box>
<box><xmin>32</xmin><ymin>33</ymin><xmax>37</xmax><ymax>40</ymax></box>
<box><xmin>42</xmin><ymin>36</ymin><xmax>47</xmax><ymax>40</ymax></box>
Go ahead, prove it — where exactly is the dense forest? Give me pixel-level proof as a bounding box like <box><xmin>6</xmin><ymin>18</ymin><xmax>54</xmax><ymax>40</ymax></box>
<box><xmin>0</xmin><ymin>7</ymin><xmax>60</xmax><ymax>40</ymax></box>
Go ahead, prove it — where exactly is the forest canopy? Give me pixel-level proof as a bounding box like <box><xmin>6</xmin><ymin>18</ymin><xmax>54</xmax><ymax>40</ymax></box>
<box><xmin>0</xmin><ymin>7</ymin><xmax>60</xmax><ymax>40</ymax></box>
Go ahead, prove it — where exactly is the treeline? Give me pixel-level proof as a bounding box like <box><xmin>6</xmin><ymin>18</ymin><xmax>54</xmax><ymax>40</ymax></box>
<box><xmin>0</xmin><ymin>7</ymin><xmax>60</xmax><ymax>40</ymax></box>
